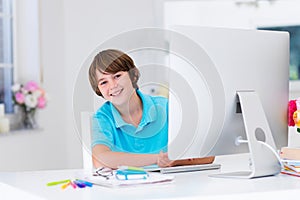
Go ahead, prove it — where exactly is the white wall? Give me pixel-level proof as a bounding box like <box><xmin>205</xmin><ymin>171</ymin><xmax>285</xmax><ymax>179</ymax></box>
<box><xmin>165</xmin><ymin>0</ymin><xmax>300</xmax><ymax>29</ymax></box>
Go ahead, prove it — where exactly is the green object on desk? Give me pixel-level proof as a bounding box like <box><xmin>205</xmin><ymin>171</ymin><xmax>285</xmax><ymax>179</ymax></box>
<box><xmin>46</xmin><ymin>179</ymin><xmax>70</xmax><ymax>186</ymax></box>
<box><xmin>118</xmin><ymin>166</ymin><xmax>145</xmax><ymax>172</ymax></box>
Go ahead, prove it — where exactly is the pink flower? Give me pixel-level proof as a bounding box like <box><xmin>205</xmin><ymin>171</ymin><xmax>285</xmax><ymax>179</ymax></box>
<box><xmin>37</xmin><ymin>96</ymin><xmax>46</xmax><ymax>109</ymax></box>
<box><xmin>15</xmin><ymin>92</ymin><xmax>25</xmax><ymax>104</ymax></box>
<box><xmin>288</xmin><ymin>100</ymin><xmax>297</xmax><ymax>126</ymax></box>
<box><xmin>12</xmin><ymin>81</ymin><xmax>47</xmax><ymax>110</ymax></box>
<box><xmin>24</xmin><ymin>81</ymin><xmax>39</xmax><ymax>92</ymax></box>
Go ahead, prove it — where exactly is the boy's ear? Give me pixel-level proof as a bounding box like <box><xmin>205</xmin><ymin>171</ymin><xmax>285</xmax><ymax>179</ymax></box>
<box><xmin>133</xmin><ymin>69</ymin><xmax>139</xmax><ymax>81</ymax></box>
<box><xmin>130</xmin><ymin>68</ymin><xmax>140</xmax><ymax>85</ymax></box>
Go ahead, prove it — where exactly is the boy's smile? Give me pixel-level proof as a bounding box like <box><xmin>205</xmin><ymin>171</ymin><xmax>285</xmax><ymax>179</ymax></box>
<box><xmin>110</xmin><ymin>88</ymin><xmax>123</xmax><ymax>97</ymax></box>
<box><xmin>96</xmin><ymin>70</ymin><xmax>135</xmax><ymax>106</ymax></box>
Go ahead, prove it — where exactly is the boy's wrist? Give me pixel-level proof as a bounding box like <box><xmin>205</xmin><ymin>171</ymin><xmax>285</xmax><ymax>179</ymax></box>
<box><xmin>155</xmin><ymin>153</ymin><xmax>159</xmax><ymax>165</ymax></box>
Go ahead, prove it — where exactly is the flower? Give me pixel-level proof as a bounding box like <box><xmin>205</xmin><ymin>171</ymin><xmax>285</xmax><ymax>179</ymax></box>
<box><xmin>12</xmin><ymin>81</ymin><xmax>47</xmax><ymax>112</ymax></box>
<box><xmin>288</xmin><ymin>99</ymin><xmax>300</xmax><ymax>133</ymax></box>
<box><xmin>24</xmin><ymin>81</ymin><xmax>39</xmax><ymax>92</ymax></box>
<box><xmin>15</xmin><ymin>92</ymin><xmax>25</xmax><ymax>104</ymax></box>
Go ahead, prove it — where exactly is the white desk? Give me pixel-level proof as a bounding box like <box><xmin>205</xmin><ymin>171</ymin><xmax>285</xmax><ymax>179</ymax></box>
<box><xmin>1</xmin><ymin>153</ymin><xmax>300</xmax><ymax>200</ymax></box>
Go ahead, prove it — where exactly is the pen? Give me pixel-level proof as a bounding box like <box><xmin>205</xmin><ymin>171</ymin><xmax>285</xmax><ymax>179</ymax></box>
<box><xmin>73</xmin><ymin>180</ymin><xmax>86</xmax><ymax>188</ymax></box>
<box><xmin>118</xmin><ymin>166</ymin><xmax>145</xmax><ymax>172</ymax></box>
<box><xmin>75</xmin><ymin>179</ymin><xmax>93</xmax><ymax>187</ymax></box>
<box><xmin>46</xmin><ymin>179</ymin><xmax>70</xmax><ymax>186</ymax></box>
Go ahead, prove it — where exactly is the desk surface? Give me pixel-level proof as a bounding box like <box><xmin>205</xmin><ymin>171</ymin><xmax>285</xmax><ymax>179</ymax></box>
<box><xmin>1</xmin><ymin>153</ymin><xmax>300</xmax><ymax>200</ymax></box>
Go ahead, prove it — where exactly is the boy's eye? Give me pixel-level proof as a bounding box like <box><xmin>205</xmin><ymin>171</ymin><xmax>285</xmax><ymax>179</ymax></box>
<box><xmin>99</xmin><ymin>81</ymin><xmax>107</xmax><ymax>86</ymax></box>
<box><xmin>114</xmin><ymin>73</ymin><xmax>122</xmax><ymax>79</ymax></box>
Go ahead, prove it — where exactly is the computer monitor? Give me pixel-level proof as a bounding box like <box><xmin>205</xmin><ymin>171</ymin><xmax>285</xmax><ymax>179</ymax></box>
<box><xmin>167</xmin><ymin>26</ymin><xmax>289</xmax><ymax>178</ymax></box>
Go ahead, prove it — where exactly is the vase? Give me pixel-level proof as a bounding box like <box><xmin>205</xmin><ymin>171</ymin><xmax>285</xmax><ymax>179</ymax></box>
<box><xmin>22</xmin><ymin>109</ymin><xmax>37</xmax><ymax>129</ymax></box>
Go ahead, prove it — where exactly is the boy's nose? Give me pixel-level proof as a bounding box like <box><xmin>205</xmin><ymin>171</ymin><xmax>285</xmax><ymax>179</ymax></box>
<box><xmin>109</xmin><ymin>79</ymin><xmax>118</xmax><ymax>89</ymax></box>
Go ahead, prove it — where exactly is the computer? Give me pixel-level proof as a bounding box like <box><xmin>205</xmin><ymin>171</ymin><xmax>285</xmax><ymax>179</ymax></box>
<box><xmin>167</xmin><ymin>26</ymin><xmax>289</xmax><ymax>178</ymax></box>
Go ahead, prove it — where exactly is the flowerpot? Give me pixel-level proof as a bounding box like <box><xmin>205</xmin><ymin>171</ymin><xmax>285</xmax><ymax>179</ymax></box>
<box><xmin>288</xmin><ymin>127</ymin><xmax>300</xmax><ymax>148</ymax></box>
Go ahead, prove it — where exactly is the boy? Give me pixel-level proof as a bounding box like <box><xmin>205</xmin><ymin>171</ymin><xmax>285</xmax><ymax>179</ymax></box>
<box><xmin>88</xmin><ymin>49</ymin><xmax>214</xmax><ymax>169</ymax></box>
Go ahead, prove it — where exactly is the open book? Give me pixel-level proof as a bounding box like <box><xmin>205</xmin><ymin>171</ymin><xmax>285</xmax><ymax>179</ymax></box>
<box><xmin>79</xmin><ymin>171</ymin><xmax>174</xmax><ymax>188</ymax></box>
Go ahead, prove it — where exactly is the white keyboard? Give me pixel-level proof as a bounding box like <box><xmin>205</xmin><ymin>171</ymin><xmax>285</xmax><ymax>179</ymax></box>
<box><xmin>144</xmin><ymin>163</ymin><xmax>221</xmax><ymax>174</ymax></box>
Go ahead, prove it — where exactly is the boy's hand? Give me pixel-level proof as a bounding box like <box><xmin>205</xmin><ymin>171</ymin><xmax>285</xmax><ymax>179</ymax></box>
<box><xmin>157</xmin><ymin>152</ymin><xmax>174</xmax><ymax>167</ymax></box>
<box><xmin>157</xmin><ymin>152</ymin><xmax>215</xmax><ymax>168</ymax></box>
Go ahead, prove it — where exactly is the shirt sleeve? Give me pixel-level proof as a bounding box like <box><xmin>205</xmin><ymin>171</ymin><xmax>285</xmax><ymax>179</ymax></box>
<box><xmin>91</xmin><ymin>114</ymin><xmax>114</xmax><ymax>149</ymax></box>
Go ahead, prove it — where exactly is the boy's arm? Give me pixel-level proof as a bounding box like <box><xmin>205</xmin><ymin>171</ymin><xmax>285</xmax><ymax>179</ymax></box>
<box><xmin>92</xmin><ymin>144</ymin><xmax>158</xmax><ymax>169</ymax></box>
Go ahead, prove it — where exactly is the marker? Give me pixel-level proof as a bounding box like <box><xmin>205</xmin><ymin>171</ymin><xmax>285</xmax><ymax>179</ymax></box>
<box><xmin>75</xmin><ymin>179</ymin><xmax>93</xmax><ymax>187</ymax></box>
<box><xmin>61</xmin><ymin>181</ymin><xmax>71</xmax><ymax>190</ymax></box>
<box><xmin>118</xmin><ymin>166</ymin><xmax>145</xmax><ymax>172</ymax></box>
<box><xmin>73</xmin><ymin>180</ymin><xmax>86</xmax><ymax>188</ymax></box>
<box><xmin>69</xmin><ymin>180</ymin><xmax>77</xmax><ymax>189</ymax></box>
<box><xmin>46</xmin><ymin>179</ymin><xmax>70</xmax><ymax>186</ymax></box>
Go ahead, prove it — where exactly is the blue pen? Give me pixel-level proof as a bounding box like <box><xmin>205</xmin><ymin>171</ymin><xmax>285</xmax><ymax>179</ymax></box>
<box><xmin>73</xmin><ymin>180</ymin><xmax>86</xmax><ymax>188</ymax></box>
<box><xmin>75</xmin><ymin>179</ymin><xmax>93</xmax><ymax>187</ymax></box>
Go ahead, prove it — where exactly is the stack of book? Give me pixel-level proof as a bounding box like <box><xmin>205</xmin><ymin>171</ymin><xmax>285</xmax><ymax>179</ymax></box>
<box><xmin>280</xmin><ymin>147</ymin><xmax>300</xmax><ymax>177</ymax></box>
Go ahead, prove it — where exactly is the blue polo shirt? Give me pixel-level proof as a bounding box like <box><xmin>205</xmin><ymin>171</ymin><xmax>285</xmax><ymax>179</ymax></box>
<box><xmin>91</xmin><ymin>90</ymin><xmax>168</xmax><ymax>154</ymax></box>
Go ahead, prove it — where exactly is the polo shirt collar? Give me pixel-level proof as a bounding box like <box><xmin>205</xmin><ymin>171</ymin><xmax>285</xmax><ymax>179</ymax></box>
<box><xmin>137</xmin><ymin>89</ymin><xmax>157</xmax><ymax>127</ymax></box>
<box><xmin>110</xmin><ymin>89</ymin><xmax>157</xmax><ymax>129</ymax></box>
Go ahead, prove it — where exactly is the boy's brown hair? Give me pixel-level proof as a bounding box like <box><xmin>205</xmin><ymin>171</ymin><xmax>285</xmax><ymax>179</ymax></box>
<box><xmin>89</xmin><ymin>49</ymin><xmax>140</xmax><ymax>97</ymax></box>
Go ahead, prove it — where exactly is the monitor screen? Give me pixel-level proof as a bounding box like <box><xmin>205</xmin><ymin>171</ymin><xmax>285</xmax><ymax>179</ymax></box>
<box><xmin>167</xmin><ymin>26</ymin><xmax>289</xmax><ymax>177</ymax></box>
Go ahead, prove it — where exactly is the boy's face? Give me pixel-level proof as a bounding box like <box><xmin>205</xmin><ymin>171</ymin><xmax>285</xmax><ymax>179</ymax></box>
<box><xmin>96</xmin><ymin>70</ymin><xmax>135</xmax><ymax>106</ymax></box>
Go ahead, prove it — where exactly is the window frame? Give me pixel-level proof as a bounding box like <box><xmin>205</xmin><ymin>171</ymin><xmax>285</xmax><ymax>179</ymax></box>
<box><xmin>0</xmin><ymin>0</ymin><xmax>14</xmax><ymax>114</ymax></box>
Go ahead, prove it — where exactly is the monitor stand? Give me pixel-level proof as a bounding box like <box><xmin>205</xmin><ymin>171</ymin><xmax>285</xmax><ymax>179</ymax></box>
<box><xmin>210</xmin><ymin>91</ymin><xmax>282</xmax><ymax>179</ymax></box>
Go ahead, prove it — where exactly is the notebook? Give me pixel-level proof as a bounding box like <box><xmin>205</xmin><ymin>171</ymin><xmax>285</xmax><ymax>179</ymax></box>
<box><xmin>144</xmin><ymin>163</ymin><xmax>221</xmax><ymax>174</ymax></box>
<box><xmin>79</xmin><ymin>171</ymin><xmax>174</xmax><ymax>188</ymax></box>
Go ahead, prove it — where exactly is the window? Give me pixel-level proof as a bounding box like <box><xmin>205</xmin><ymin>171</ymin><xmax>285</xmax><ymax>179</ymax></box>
<box><xmin>0</xmin><ymin>0</ymin><xmax>13</xmax><ymax>113</ymax></box>
<box><xmin>258</xmin><ymin>26</ymin><xmax>300</xmax><ymax>80</ymax></box>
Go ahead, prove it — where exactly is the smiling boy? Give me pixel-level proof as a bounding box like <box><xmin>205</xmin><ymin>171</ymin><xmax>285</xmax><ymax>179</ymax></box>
<box><xmin>88</xmin><ymin>49</ymin><xmax>214</xmax><ymax>169</ymax></box>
